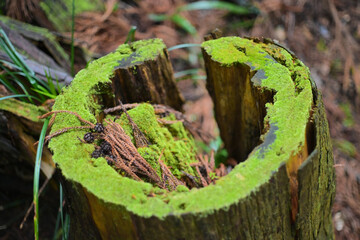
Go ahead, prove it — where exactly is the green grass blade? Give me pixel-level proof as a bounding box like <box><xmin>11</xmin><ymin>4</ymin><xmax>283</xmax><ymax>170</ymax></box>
<box><xmin>60</xmin><ymin>183</ymin><xmax>64</xmax><ymax>239</ymax></box>
<box><xmin>0</xmin><ymin>75</ymin><xmax>19</xmax><ymax>94</ymax></box>
<box><xmin>32</xmin><ymin>88</ymin><xmax>57</xmax><ymax>99</ymax></box>
<box><xmin>170</xmin><ymin>14</ymin><xmax>197</xmax><ymax>35</ymax></box>
<box><xmin>63</xmin><ymin>214</ymin><xmax>70</xmax><ymax>240</ymax></box>
<box><xmin>0</xmin><ymin>30</ymin><xmax>36</xmax><ymax>80</ymax></box>
<box><xmin>59</xmin><ymin>183</ymin><xmax>70</xmax><ymax>240</ymax></box>
<box><xmin>0</xmin><ymin>94</ymin><xmax>42</xmax><ymax>102</ymax></box>
<box><xmin>70</xmin><ymin>0</ymin><xmax>75</xmax><ymax>76</ymax></box>
<box><xmin>33</xmin><ymin>117</ymin><xmax>50</xmax><ymax>240</ymax></box>
<box><xmin>147</xmin><ymin>14</ymin><xmax>168</xmax><ymax>22</ymax></box>
<box><xmin>0</xmin><ymin>65</ymin><xmax>37</xmax><ymax>102</ymax></box>
<box><xmin>174</xmin><ymin>68</ymin><xmax>200</xmax><ymax>78</ymax></box>
<box><xmin>44</xmin><ymin>70</ymin><xmax>57</xmax><ymax>95</ymax></box>
<box><xmin>178</xmin><ymin>1</ymin><xmax>255</xmax><ymax>15</ymax></box>
<box><xmin>168</xmin><ymin>43</ymin><xmax>201</xmax><ymax>51</ymax></box>
<box><xmin>0</xmin><ymin>29</ymin><xmax>51</xmax><ymax>92</ymax></box>
<box><xmin>52</xmin><ymin>208</ymin><xmax>61</xmax><ymax>240</ymax></box>
<box><xmin>125</xmin><ymin>26</ymin><xmax>137</xmax><ymax>44</ymax></box>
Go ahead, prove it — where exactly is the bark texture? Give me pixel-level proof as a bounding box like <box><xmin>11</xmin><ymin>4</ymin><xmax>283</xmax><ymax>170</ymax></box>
<box><xmin>111</xmin><ymin>48</ymin><xmax>184</xmax><ymax>111</ymax></box>
<box><xmin>295</xmin><ymin>92</ymin><xmax>336</xmax><ymax>239</ymax></box>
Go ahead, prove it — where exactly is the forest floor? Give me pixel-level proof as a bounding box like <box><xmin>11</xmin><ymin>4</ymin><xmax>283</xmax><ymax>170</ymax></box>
<box><xmin>1</xmin><ymin>0</ymin><xmax>359</xmax><ymax>239</ymax></box>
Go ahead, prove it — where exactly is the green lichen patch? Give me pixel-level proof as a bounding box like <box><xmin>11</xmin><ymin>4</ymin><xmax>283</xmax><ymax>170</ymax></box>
<box><xmin>115</xmin><ymin>103</ymin><xmax>198</xmax><ymax>180</ymax></box>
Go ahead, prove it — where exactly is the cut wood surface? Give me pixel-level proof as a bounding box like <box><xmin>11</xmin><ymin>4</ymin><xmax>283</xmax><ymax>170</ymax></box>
<box><xmin>47</xmin><ymin>37</ymin><xmax>335</xmax><ymax>239</ymax></box>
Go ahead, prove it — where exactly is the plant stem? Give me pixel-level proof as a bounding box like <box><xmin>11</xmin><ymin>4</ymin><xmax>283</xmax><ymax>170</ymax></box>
<box><xmin>33</xmin><ymin>117</ymin><xmax>50</xmax><ymax>240</ymax></box>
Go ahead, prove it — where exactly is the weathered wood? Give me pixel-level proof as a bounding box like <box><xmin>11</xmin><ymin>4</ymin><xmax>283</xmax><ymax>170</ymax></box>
<box><xmin>295</xmin><ymin>92</ymin><xmax>335</xmax><ymax>239</ymax></box>
<box><xmin>0</xmin><ymin>16</ymin><xmax>73</xmax><ymax>85</ymax></box>
<box><xmin>0</xmin><ymin>96</ymin><xmax>55</xmax><ymax>178</ymax></box>
<box><xmin>0</xmin><ymin>15</ymin><xmax>70</xmax><ymax>72</ymax></box>
<box><xmin>111</xmin><ymin>42</ymin><xmax>184</xmax><ymax>111</ymax></box>
<box><xmin>48</xmin><ymin>37</ymin><xmax>334</xmax><ymax>239</ymax></box>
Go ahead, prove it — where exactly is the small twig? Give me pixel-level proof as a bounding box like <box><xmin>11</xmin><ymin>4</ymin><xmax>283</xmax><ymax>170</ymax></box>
<box><xmin>209</xmin><ymin>150</ymin><xmax>215</xmax><ymax>171</ymax></box>
<box><xmin>39</xmin><ymin>110</ymin><xmax>95</xmax><ymax>127</ymax></box>
<box><xmin>195</xmin><ymin>165</ymin><xmax>208</xmax><ymax>187</ymax></box>
<box><xmin>103</xmin><ymin>119</ymin><xmax>162</xmax><ymax>186</ymax></box>
<box><xmin>34</xmin><ymin>126</ymin><xmax>93</xmax><ymax>145</ymax></box>
<box><xmin>105</xmin><ymin>103</ymin><xmax>213</xmax><ymax>142</ymax></box>
<box><xmin>181</xmin><ymin>171</ymin><xmax>200</xmax><ymax>188</ymax></box>
<box><xmin>118</xmin><ymin>101</ymin><xmax>150</xmax><ymax>148</ymax></box>
<box><xmin>158</xmin><ymin>150</ymin><xmax>184</xmax><ymax>190</ymax></box>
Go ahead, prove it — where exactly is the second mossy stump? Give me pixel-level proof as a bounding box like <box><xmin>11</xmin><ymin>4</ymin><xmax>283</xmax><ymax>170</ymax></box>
<box><xmin>49</xmin><ymin>38</ymin><xmax>335</xmax><ymax>239</ymax></box>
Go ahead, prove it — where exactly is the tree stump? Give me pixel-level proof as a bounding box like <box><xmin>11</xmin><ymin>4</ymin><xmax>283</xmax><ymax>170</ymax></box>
<box><xmin>49</xmin><ymin>38</ymin><xmax>335</xmax><ymax>239</ymax></box>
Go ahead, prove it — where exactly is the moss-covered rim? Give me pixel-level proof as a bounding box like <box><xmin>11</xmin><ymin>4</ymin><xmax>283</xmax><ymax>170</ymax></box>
<box><xmin>49</xmin><ymin>37</ymin><xmax>312</xmax><ymax>218</ymax></box>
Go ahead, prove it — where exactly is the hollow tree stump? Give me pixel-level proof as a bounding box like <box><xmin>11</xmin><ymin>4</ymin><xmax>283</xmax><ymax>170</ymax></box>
<box><xmin>49</xmin><ymin>38</ymin><xmax>335</xmax><ymax>239</ymax></box>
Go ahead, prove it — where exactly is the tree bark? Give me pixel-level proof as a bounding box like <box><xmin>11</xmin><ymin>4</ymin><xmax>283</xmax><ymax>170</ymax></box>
<box><xmin>49</xmin><ymin>37</ymin><xmax>335</xmax><ymax>239</ymax></box>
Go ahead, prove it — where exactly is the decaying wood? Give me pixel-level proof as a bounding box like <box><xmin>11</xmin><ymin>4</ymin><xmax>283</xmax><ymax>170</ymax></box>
<box><xmin>47</xmin><ymin>38</ymin><xmax>334</xmax><ymax>240</ymax></box>
<box><xmin>111</xmin><ymin>46</ymin><xmax>184</xmax><ymax>111</ymax></box>
<box><xmin>0</xmin><ymin>97</ymin><xmax>54</xmax><ymax>179</ymax></box>
<box><xmin>0</xmin><ymin>17</ymin><xmax>73</xmax><ymax>85</ymax></box>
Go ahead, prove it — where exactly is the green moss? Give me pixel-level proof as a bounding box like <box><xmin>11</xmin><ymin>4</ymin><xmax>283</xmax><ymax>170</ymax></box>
<box><xmin>50</xmin><ymin>37</ymin><xmax>313</xmax><ymax>219</ymax></box>
<box><xmin>115</xmin><ymin>39</ymin><xmax>166</xmax><ymax>68</ymax></box>
<box><xmin>0</xmin><ymin>97</ymin><xmax>47</xmax><ymax>122</ymax></box>
<box><xmin>116</xmin><ymin>103</ymin><xmax>198</xmax><ymax>180</ymax></box>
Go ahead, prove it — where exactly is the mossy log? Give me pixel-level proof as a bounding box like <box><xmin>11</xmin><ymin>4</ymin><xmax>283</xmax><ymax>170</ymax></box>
<box><xmin>49</xmin><ymin>38</ymin><xmax>335</xmax><ymax>239</ymax></box>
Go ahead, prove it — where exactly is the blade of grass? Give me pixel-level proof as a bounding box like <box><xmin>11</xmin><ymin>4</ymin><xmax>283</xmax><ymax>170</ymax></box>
<box><xmin>44</xmin><ymin>70</ymin><xmax>56</xmax><ymax>95</ymax></box>
<box><xmin>0</xmin><ymin>94</ymin><xmax>42</xmax><ymax>102</ymax></box>
<box><xmin>125</xmin><ymin>26</ymin><xmax>137</xmax><ymax>44</ymax></box>
<box><xmin>168</xmin><ymin>43</ymin><xmax>201</xmax><ymax>51</ymax></box>
<box><xmin>52</xmin><ymin>208</ymin><xmax>61</xmax><ymax>240</ymax></box>
<box><xmin>178</xmin><ymin>1</ymin><xmax>255</xmax><ymax>15</ymax></box>
<box><xmin>0</xmin><ymin>75</ymin><xmax>19</xmax><ymax>94</ymax></box>
<box><xmin>170</xmin><ymin>14</ymin><xmax>197</xmax><ymax>35</ymax></box>
<box><xmin>0</xmin><ymin>65</ymin><xmax>36</xmax><ymax>102</ymax></box>
<box><xmin>32</xmin><ymin>88</ymin><xmax>57</xmax><ymax>99</ymax></box>
<box><xmin>148</xmin><ymin>14</ymin><xmax>168</xmax><ymax>22</ymax></box>
<box><xmin>70</xmin><ymin>0</ymin><xmax>75</xmax><ymax>76</ymax></box>
<box><xmin>59</xmin><ymin>183</ymin><xmax>70</xmax><ymax>240</ymax></box>
<box><xmin>63</xmin><ymin>214</ymin><xmax>70</xmax><ymax>240</ymax></box>
<box><xmin>0</xmin><ymin>29</ymin><xmax>52</xmax><ymax>92</ymax></box>
<box><xmin>33</xmin><ymin>117</ymin><xmax>50</xmax><ymax>240</ymax></box>
<box><xmin>174</xmin><ymin>68</ymin><xmax>200</xmax><ymax>78</ymax></box>
<box><xmin>0</xmin><ymin>30</ymin><xmax>38</xmax><ymax>84</ymax></box>
<box><xmin>60</xmin><ymin>183</ymin><xmax>64</xmax><ymax>239</ymax></box>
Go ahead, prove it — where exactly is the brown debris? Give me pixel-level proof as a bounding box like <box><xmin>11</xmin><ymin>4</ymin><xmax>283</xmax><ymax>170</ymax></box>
<box><xmin>38</xmin><ymin>108</ymin><xmax>227</xmax><ymax>191</ymax></box>
<box><xmin>118</xmin><ymin>101</ymin><xmax>150</xmax><ymax>148</ymax></box>
<box><xmin>105</xmin><ymin>103</ymin><xmax>213</xmax><ymax>142</ymax></box>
